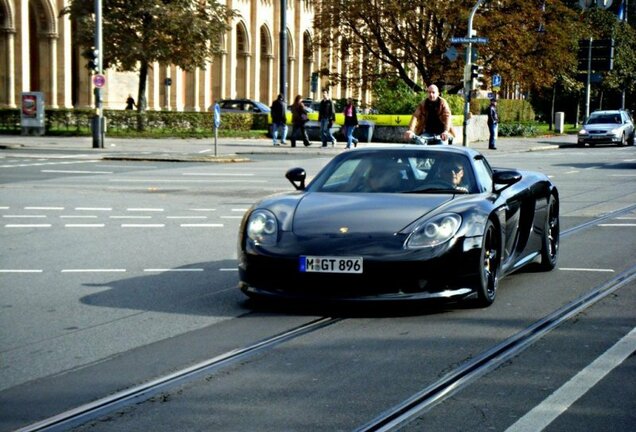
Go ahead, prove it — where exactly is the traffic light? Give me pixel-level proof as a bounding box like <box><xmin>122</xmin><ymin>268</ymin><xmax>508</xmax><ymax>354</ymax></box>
<box><xmin>470</xmin><ymin>64</ymin><xmax>484</xmax><ymax>90</ymax></box>
<box><xmin>84</xmin><ymin>48</ymin><xmax>99</xmax><ymax>73</ymax></box>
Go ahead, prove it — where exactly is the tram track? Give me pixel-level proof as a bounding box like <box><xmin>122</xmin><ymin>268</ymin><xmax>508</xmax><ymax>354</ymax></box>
<box><xmin>14</xmin><ymin>204</ymin><xmax>636</xmax><ymax>432</ymax></box>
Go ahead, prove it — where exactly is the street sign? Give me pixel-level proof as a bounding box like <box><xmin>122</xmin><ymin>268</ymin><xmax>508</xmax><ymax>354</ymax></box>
<box><xmin>443</xmin><ymin>46</ymin><xmax>458</xmax><ymax>62</ymax></box>
<box><xmin>451</xmin><ymin>37</ymin><xmax>488</xmax><ymax>44</ymax></box>
<box><xmin>213</xmin><ymin>103</ymin><xmax>221</xmax><ymax>129</ymax></box>
<box><xmin>492</xmin><ymin>74</ymin><xmax>502</xmax><ymax>89</ymax></box>
<box><xmin>92</xmin><ymin>74</ymin><xmax>106</xmax><ymax>88</ymax></box>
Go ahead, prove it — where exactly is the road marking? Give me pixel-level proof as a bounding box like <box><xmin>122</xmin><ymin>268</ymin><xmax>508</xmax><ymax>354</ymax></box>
<box><xmin>231</xmin><ymin>208</ymin><xmax>248</xmax><ymax>212</ymax></box>
<box><xmin>121</xmin><ymin>224</ymin><xmax>165</xmax><ymax>228</ymax></box>
<box><xmin>0</xmin><ymin>206</ymin><xmax>10</xmax><ymax>210</ymax></box>
<box><xmin>143</xmin><ymin>268</ymin><xmax>204</xmax><ymax>272</ymax></box>
<box><xmin>126</xmin><ymin>208</ymin><xmax>164</xmax><ymax>212</ymax></box>
<box><xmin>5</xmin><ymin>224</ymin><xmax>51</xmax><ymax>228</ymax></box>
<box><xmin>219</xmin><ymin>268</ymin><xmax>238</xmax><ymax>272</ymax></box>
<box><xmin>564</xmin><ymin>170</ymin><xmax>580</xmax><ymax>174</ymax></box>
<box><xmin>559</xmin><ymin>268</ymin><xmax>614</xmax><ymax>272</ymax></box>
<box><xmin>220</xmin><ymin>216</ymin><xmax>243</xmax><ymax>219</ymax></box>
<box><xmin>179</xmin><ymin>223</ymin><xmax>223</xmax><ymax>227</ymax></box>
<box><xmin>166</xmin><ymin>216</ymin><xmax>208</xmax><ymax>219</ymax></box>
<box><xmin>182</xmin><ymin>172</ymin><xmax>254</xmax><ymax>176</ymax></box>
<box><xmin>61</xmin><ymin>269</ymin><xmax>126</xmax><ymax>273</ymax></box>
<box><xmin>616</xmin><ymin>216</ymin><xmax>636</xmax><ymax>220</ymax></box>
<box><xmin>109</xmin><ymin>179</ymin><xmax>267</xmax><ymax>183</ymax></box>
<box><xmin>3</xmin><ymin>215</ymin><xmax>47</xmax><ymax>218</ymax></box>
<box><xmin>75</xmin><ymin>207</ymin><xmax>112</xmax><ymax>211</ymax></box>
<box><xmin>109</xmin><ymin>215</ymin><xmax>152</xmax><ymax>219</ymax></box>
<box><xmin>24</xmin><ymin>206</ymin><xmax>64</xmax><ymax>210</ymax></box>
<box><xmin>598</xmin><ymin>223</ymin><xmax>636</xmax><ymax>227</ymax></box>
<box><xmin>60</xmin><ymin>215</ymin><xmax>98</xmax><ymax>219</ymax></box>
<box><xmin>197</xmin><ymin>149</ymin><xmax>213</xmax><ymax>154</ymax></box>
<box><xmin>41</xmin><ymin>169</ymin><xmax>113</xmax><ymax>174</ymax></box>
<box><xmin>64</xmin><ymin>224</ymin><xmax>105</xmax><ymax>228</ymax></box>
<box><xmin>505</xmin><ymin>327</ymin><xmax>636</xmax><ymax>432</ymax></box>
<box><xmin>189</xmin><ymin>208</ymin><xmax>216</xmax><ymax>212</ymax></box>
<box><xmin>610</xmin><ymin>174</ymin><xmax>636</xmax><ymax>177</ymax></box>
<box><xmin>0</xmin><ymin>269</ymin><xmax>43</xmax><ymax>273</ymax></box>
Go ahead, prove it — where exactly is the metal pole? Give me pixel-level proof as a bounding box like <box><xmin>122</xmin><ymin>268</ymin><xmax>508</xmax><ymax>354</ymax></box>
<box><xmin>585</xmin><ymin>37</ymin><xmax>592</xmax><ymax>121</ymax></box>
<box><xmin>279</xmin><ymin>0</ymin><xmax>287</xmax><ymax>101</ymax></box>
<box><xmin>92</xmin><ymin>0</ymin><xmax>104</xmax><ymax>149</ymax></box>
<box><xmin>462</xmin><ymin>0</ymin><xmax>484</xmax><ymax>147</ymax></box>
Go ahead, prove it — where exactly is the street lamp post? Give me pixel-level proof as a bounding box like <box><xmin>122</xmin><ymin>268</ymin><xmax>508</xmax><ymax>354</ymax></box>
<box><xmin>462</xmin><ymin>0</ymin><xmax>484</xmax><ymax>147</ymax></box>
<box><xmin>279</xmin><ymin>0</ymin><xmax>287</xmax><ymax>102</ymax></box>
<box><xmin>92</xmin><ymin>0</ymin><xmax>104</xmax><ymax>149</ymax></box>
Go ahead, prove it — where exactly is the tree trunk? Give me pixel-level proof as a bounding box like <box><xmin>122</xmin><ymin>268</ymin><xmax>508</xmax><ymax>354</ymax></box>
<box><xmin>136</xmin><ymin>60</ymin><xmax>149</xmax><ymax>131</ymax></box>
<box><xmin>549</xmin><ymin>84</ymin><xmax>556</xmax><ymax>131</ymax></box>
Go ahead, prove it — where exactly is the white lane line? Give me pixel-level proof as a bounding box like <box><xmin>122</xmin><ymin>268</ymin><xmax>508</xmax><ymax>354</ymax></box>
<box><xmin>126</xmin><ymin>208</ymin><xmax>164</xmax><ymax>212</ymax></box>
<box><xmin>143</xmin><ymin>268</ymin><xmax>204</xmax><ymax>272</ymax></box>
<box><xmin>121</xmin><ymin>224</ymin><xmax>165</xmax><ymax>228</ymax></box>
<box><xmin>0</xmin><ymin>206</ymin><xmax>10</xmax><ymax>210</ymax></box>
<box><xmin>24</xmin><ymin>206</ymin><xmax>64</xmax><ymax>210</ymax></box>
<box><xmin>109</xmin><ymin>215</ymin><xmax>152</xmax><ymax>219</ymax></box>
<box><xmin>60</xmin><ymin>215</ymin><xmax>99</xmax><ymax>219</ymax></box>
<box><xmin>189</xmin><ymin>208</ymin><xmax>216</xmax><ymax>212</ymax></box>
<box><xmin>166</xmin><ymin>216</ymin><xmax>208</xmax><ymax>219</ymax></box>
<box><xmin>220</xmin><ymin>216</ymin><xmax>243</xmax><ymax>219</ymax></box>
<box><xmin>179</xmin><ymin>223</ymin><xmax>224</xmax><ymax>227</ymax></box>
<box><xmin>231</xmin><ymin>208</ymin><xmax>248</xmax><ymax>212</ymax></box>
<box><xmin>3</xmin><ymin>215</ymin><xmax>47</xmax><ymax>218</ymax></box>
<box><xmin>5</xmin><ymin>224</ymin><xmax>52</xmax><ymax>228</ymax></box>
<box><xmin>559</xmin><ymin>268</ymin><xmax>614</xmax><ymax>272</ymax></box>
<box><xmin>109</xmin><ymin>179</ymin><xmax>268</xmax><ymax>183</ymax></box>
<box><xmin>610</xmin><ymin>174</ymin><xmax>636</xmax><ymax>177</ymax></box>
<box><xmin>219</xmin><ymin>268</ymin><xmax>238</xmax><ymax>272</ymax></box>
<box><xmin>75</xmin><ymin>207</ymin><xmax>112</xmax><ymax>211</ymax></box>
<box><xmin>616</xmin><ymin>216</ymin><xmax>636</xmax><ymax>220</ymax></box>
<box><xmin>64</xmin><ymin>224</ymin><xmax>105</xmax><ymax>228</ymax></box>
<box><xmin>41</xmin><ymin>169</ymin><xmax>113</xmax><ymax>174</ymax></box>
<box><xmin>0</xmin><ymin>269</ymin><xmax>43</xmax><ymax>273</ymax></box>
<box><xmin>564</xmin><ymin>170</ymin><xmax>580</xmax><ymax>174</ymax></box>
<box><xmin>598</xmin><ymin>223</ymin><xmax>636</xmax><ymax>227</ymax></box>
<box><xmin>197</xmin><ymin>149</ymin><xmax>213</xmax><ymax>154</ymax></box>
<box><xmin>505</xmin><ymin>327</ymin><xmax>636</xmax><ymax>432</ymax></box>
<box><xmin>182</xmin><ymin>172</ymin><xmax>255</xmax><ymax>176</ymax></box>
<box><xmin>100</xmin><ymin>164</ymin><xmax>157</xmax><ymax>168</ymax></box>
<box><xmin>61</xmin><ymin>269</ymin><xmax>126</xmax><ymax>273</ymax></box>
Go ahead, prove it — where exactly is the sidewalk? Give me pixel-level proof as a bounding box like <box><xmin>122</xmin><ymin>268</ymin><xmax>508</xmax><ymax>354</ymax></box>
<box><xmin>0</xmin><ymin>133</ymin><xmax>579</xmax><ymax>162</ymax></box>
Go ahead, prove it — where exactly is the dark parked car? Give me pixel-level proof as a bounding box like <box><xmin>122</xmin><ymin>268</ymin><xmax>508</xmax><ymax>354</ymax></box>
<box><xmin>238</xmin><ymin>146</ymin><xmax>560</xmax><ymax>307</ymax></box>
<box><xmin>217</xmin><ymin>99</ymin><xmax>270</xmax><ymax>113</ymax></box>
<box><xmin>577</xmin><ymin>109</ymin><xmax>635</xmax><ymax>146</ymax></box>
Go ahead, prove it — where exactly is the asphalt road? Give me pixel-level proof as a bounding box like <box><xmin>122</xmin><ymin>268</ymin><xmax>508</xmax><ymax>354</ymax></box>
<box><xmin>0</xmin><ymin>137</ymin><xmax>634</xmax><ymax>431</ymax></box>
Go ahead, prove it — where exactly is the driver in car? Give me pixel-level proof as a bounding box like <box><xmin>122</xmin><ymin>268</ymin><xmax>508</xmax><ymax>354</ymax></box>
<box><xmin>434</xmin><ymin>160</ymin><xmax>469</xmax><ymax>192</ymax></box>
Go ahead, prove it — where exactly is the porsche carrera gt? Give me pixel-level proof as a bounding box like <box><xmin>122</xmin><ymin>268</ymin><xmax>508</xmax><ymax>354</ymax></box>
<box><xmin>237</xmin><ymin>145</ymin><xmax>559</xmax><ymax>307</ymax></box>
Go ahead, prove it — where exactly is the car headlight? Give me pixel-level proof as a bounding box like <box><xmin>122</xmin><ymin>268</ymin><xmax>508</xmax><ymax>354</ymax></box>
<box><xmin>610</xmin><ymin>128</ymin><xmax>621</xmax><ymax>137</ymax></box>
<box><xmin>405</xmin><ymin>213</ymin><xmax>462</xmax><ymax>249</ymax></box>
<box><xmin>246</xmin><ymin>209</ymin><xmax>278</xmax><ymax>245</ymax></box>
<box><xmin>578</xmin><ymin>129</ymin><xmax>588</xmax><ymax>135</ymax></box>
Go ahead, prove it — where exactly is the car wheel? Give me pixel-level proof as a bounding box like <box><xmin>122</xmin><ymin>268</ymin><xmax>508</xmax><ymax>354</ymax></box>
<box><xmin>537</xmin><ymin>194</ymin><xmax>560</xmax><ymax>271</ymax></box>
<box><xmin>471</xmin><ymin>219</ymin><xmax>500</xmax><ymax>307</ymax></box>
<box><xmin>620</xmin><ymin>133</ymin><xmax>627</xmax><ymax>146</ymax></box>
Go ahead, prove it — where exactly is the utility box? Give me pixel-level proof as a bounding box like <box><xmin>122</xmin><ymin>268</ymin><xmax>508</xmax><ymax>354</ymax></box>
<box><xmin>21</xmin><ymin>92</ymin><xmax>45</xmax><ymax>136</ymax></box>
<box><xmin>355</xmin><ymin>120</ymin><xmax>375</xmax><ymax>142</ymax></box>
<box><xmin>555</xmin><ymin>112</ymin><xmax>565</xmax><ymax>134</ymax></box>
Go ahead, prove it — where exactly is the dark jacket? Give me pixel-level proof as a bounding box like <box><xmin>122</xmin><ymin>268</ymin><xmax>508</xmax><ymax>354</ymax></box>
<box><xmin>487</xmin><ymin>104</ymin><xmax>499</xmax><ymax>126</ymax></box>
<box><xmin>271</xmin><ymin>97</ymin><xmax>287</xmax><ymax>124</ymax></box>
<box><xmin>318</xmin><ymin>98</ymin><xmax>336</xmax><ymax>122</ymax></box>
<box><xmin>343</xmin><ymin>104</ymin><xmax>358</xmax><ymax>127</ymax></box>
<box><xmin>291</xmin><ymin>102</ymin><xmax>309</xmax><ymax>126</ymax></box>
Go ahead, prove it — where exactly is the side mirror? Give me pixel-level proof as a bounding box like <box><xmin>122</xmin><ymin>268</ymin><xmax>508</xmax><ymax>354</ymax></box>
<box><xmin>286</xmin><ymin>167</ymin><xmax>306</xmax><ymax>190</ymax></box>
<box><xmin>492</xmin><ymin>169</ymin><xmax>522</xmax><ymax>192</ymax></box>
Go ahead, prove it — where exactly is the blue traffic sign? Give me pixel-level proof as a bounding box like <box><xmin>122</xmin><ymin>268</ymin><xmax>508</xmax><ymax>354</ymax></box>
<box><xmin>213</xmin><ymin>103</ymin><xmax>221</xmax><ymax>129</ymax></box>
<box><xmin>492</xmin><ymin>74</ymin><xmax>502</xmax><ymax>88</ymax></box>
<box><xmin>451</xmin><ymin>37</ymin><xmax>489</xmax><ymax>44</ymax></box>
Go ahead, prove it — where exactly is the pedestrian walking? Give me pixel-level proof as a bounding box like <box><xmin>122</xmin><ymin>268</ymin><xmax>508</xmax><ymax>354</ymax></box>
<box><xmin>318</xmin><ymin>90</ymin><xmax>336</xmax><ymax>147</ymax></box>
<box><xmin>270</xmin><ymin>94</ymin><xmax>287</xmax><ymax>146</ymax></box>
<box><xmin>290</xmin><ymin>95</ymin><xmax>311</xmax><ymax>148</ymax></box>
<box><xmin>343</xmin><ymin>98</ymin><xmax>359</xmax><ymax>149</ymax></box>
<box><xmin>125</xmin><ymin>94</ymin><xmax>137</xmax><ymax>110</ymax></box>
<box><xmin>487</xmin><ymin>98</ymin><xmax>499</xmax><ymax>150</ymax></box>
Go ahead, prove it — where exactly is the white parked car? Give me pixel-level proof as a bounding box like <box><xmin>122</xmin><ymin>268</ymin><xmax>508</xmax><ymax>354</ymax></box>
<box><xmin>577</xmin><ymin>109</ymin><xmax>635</xmax><ymax>146</ymax></box>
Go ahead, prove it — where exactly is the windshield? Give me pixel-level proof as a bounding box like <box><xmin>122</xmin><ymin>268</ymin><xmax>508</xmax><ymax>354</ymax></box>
<box><xmin>309</xmin><ymin>150</ymin><xmax>477</xmax><ymax>194</ymax></box>
<box><xmin>587</xmin><ymin>113</ymin><xmax>622</xmax><ymax>125</ymax></box>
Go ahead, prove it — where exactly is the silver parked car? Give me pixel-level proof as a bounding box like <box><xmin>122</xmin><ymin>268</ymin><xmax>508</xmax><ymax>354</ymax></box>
<box><xmin>217</xmin><ymin>99</ymin><xmax>271</xmax><ymax>113</ymax></box>
<box><xmin>578</xmin><ymin>109</ymin><xmax>635</xmax><ymax>146</ymax></box>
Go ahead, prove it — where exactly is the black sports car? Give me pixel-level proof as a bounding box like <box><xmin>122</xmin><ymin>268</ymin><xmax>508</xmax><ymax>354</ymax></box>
<box><xmin>238</xmin><ymin>145</ymin><xmax>559</xmax><ymax>307</ymax></box>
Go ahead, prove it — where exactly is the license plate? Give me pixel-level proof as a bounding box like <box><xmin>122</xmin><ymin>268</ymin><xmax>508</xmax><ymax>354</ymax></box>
<box><xmin>299</xmin><ymin>256</ymin><xmax>363</xmax><ymax>274</ymax></box>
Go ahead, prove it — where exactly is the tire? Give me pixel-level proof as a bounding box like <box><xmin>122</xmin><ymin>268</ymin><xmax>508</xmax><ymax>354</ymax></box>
<box><xmin>537</xmin><ymin>194</ymin><xmax>560</xmax><ymax>271</ymax></box>
<box><xmin>471</xmin><ymin>219</ymin><xmax>501</xmax><ymax>307</ymax></box>
<box><xmin>620</xmin><ymin>133</ymin><xmax>627</xmax><ymax>146</ymax></box>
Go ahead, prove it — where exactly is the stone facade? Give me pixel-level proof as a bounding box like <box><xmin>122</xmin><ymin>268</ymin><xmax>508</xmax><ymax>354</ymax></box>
<box><xmin>0</xmin><ymin>0</ymin><xmax>371</xmax><ymax>111</ymax></box>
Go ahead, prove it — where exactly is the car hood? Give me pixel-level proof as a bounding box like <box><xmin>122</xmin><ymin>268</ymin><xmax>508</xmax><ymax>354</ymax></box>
<box><xmin>291</xmin><ymin>192</ymin><xmax>452</xmax><ymax>235</ymax></box>
<box><xmin>582</xmin><ymin>123</ymin><xmax>622</xmax><ymax>132</ymax></box>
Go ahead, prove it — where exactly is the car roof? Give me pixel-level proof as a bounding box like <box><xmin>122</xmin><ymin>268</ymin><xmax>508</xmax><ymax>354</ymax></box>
<box><xmin>342</xmin><ymin>144</ymin><xmax>483</xmax><ymax>158</ymax></box>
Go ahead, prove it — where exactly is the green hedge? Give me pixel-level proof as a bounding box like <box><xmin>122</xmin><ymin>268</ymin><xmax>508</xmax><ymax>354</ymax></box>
<box><xmin>0</xmin><ymin>108</ymin><xmax>268</xmax><ymax>135</ymax></box>
<box><xmin>472</xmin><ymin>98</ymin><xmax>536</xmax><ymax>122</ymax></box>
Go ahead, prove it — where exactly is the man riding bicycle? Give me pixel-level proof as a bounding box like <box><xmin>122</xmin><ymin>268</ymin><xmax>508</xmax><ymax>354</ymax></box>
<box><xmin>404</xmin><ymin>84</ymin><xmax>453</xmax><ymax>145</ymax></box>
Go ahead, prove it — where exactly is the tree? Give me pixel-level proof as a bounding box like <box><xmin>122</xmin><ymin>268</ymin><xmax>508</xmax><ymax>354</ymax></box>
<box><xmin>61</xmin><ymin>0</ymin><xmax>237</xmax><ymax>113</ymax></box>
<box><xmin>314</xmin><ymin>0</ymin><xmax>585</xmax><ymax>96</ymax></box>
